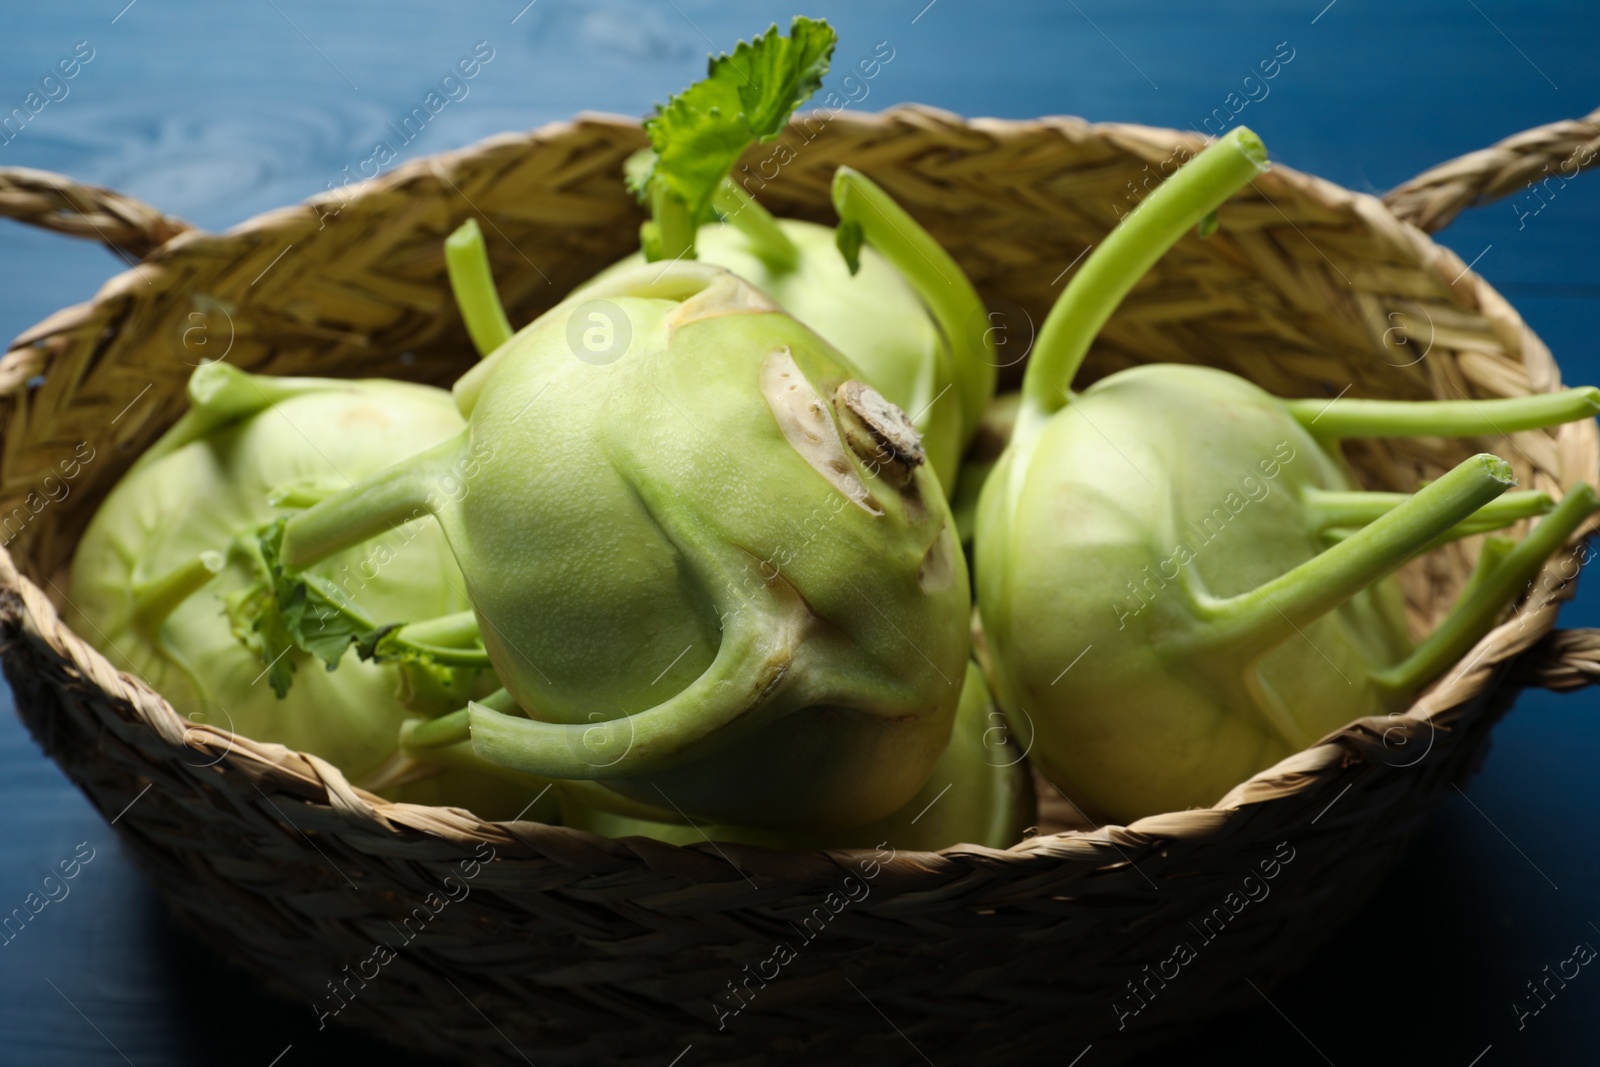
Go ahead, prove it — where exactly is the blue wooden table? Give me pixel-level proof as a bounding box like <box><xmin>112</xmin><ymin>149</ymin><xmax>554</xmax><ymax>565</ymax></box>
<box><xmin>3</xmin><ymin>1</ymin><xmax>1599</xmax><ymax>1063</ymax></box>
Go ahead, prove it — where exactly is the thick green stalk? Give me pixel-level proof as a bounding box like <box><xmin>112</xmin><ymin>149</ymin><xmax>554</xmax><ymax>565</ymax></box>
<box><xmin>264</xmin><ymin>481</ymin><xmax>340</xmax><ymax>509</ymax></box>
<box><xmin>648</xmin><ymin>183</ymin><xmax>698</xmax><ymax>263</ymax></box>
<box><xmin>1323</xmin><ymin>511</ymin><xmax>1553</xmax><ymax>549</ymax></box>
<box><xmin>136</xmin><ymin>363</ymin><xmax>333</xmax><ymax>471</ymax></box>
<box><xmin>393</xmin><ymin>609</ymin><xmax>480</xmax><ymax>649</ymax></box>
<box><xmin>1306</xmin><ymin>488</ymin><xmax>1553</xmax><ymax>532</ymax></box>
<box><xmin>402</xmin><ymin>689</ymin><xmax>516</xmax><ymax>752</ymax></box>
<box><xmin>1373</xmin><ymin>484</ymin><xmax>1600</xmax><ymax>693</ymax></box>
<box><xmin>1022</xmin><ymin>127</ymin><xmax>1269</xmax><ymax>419</ymax></box>
<box><xmin>1455</xmin><ymin>535</ymin><xmax>1515</xmax><ymax>605</ymax></box>
<box><xmin>403</xmin><ymin>708</ymin><xmax>471</xmax><ymax>750</ymax></box>
<box><xmin>832</xmin><ymin>166</ymin><xmax>996</xmax><ymax>436</ymax></box>
<box><xmin>1200</xmin><ymin>453</ymin><xmax>1515</xmax><ymax>649</ymax></box>
<box><xmin>712</xmin><ymin>180</ymin><xmax>799</xmax><ymax>269</ymax></box>
<box><xmin>400</xmin><ymin>697</ymin><xmax>684</xmax><ymax>821</ymax></box>
<box><xmin>382</xmin><ymin>637</ymin><xmax>493</xmax><ymax>669</ymax></box>
<box><xmin>466</xmin><ymin>609</ymin><xmax>794</xmax><ymax>780</ymax></box>
<box><xmin>1285</xmin><ymin>387</ymin><xmax>1600</xmax><ymax>439</ymax></box>
<box><xmin>445</xmin><ymin>219</ymin><xmax>514</xmax><ymax>356</ymax></box>
<box><xmin>131</xmin><ymin>553</ymin><xmax>224</xmax><ymax>638</ymax></box>
<box><xmin>279</xmin><ymin>435</ymin><xmax>460</xmax><ymax>571</ymax></box>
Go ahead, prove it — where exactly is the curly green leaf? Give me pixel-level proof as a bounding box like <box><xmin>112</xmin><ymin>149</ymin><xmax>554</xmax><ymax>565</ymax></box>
<box><xmin>639</xmin><ymin>16</ymin><xmax>836</xmax><ymax>261</ymax></box>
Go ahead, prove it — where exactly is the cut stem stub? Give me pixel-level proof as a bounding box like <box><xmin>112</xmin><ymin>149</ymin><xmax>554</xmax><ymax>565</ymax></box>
<box><xmin>445</xmin><ymin>219</ymin><xmax>514</xmax><ymax>357</ymax></box>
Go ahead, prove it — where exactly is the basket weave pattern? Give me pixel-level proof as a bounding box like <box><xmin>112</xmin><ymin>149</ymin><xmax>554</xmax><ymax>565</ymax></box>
<box><xmin>1</xmin><ymin>106</ymin><xmax>1597</xmax><ymax>1065</ymax></box>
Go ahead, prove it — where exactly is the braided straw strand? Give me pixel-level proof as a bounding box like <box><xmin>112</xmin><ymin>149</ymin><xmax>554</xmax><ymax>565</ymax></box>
<box><xmin>0</xmin><ymin>166</ymin><xmax>192</xmax><ymax>258</ymax></box>
<box><xmin>1384</xmin><ymin>106</ymin><xmax>1600</xmax><ymax>233</ymax></box>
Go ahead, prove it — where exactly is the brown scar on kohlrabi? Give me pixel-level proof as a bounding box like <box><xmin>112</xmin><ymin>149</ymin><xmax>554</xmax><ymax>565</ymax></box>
<box><xmin>833</xmin><ymin>379</ymin><xmax>925</xmax><ymax>489</ymax></box>
<box><xmin>760</xmin><ymin>346</ymin><xmax>883</xmax><ymax>516</ymax></box>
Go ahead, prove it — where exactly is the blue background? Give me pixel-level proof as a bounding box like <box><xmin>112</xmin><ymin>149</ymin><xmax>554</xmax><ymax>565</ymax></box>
<box><xmin>3</xmin><ymin>1</ymin><xmax>1599</xmax><ymax>1063</ymax></box>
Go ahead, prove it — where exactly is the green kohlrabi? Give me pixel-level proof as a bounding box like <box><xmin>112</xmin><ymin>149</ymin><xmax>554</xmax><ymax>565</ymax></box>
<box><xmin>559</xmin><ymin>662</ymin><xmax>1033</xmax><ymax>851</ymax></box>
<box><xmin>581</xmin><ymin>17</ymin><xmax>995</xmax><ymax>490</ymax></box>
<box><xmin>69</xmin><ymin>362</ymin><xmax>558</xmax><ymax>820</ymax></box>
<box><xmin>974</xmin><ymin>126</ymin><xmax>1600</xmax><ymax>822</ymax></box>
<box><xmin>262</xmin><ymin>258</ymin><xmax>972</xmax><ymax>833</ymax></box>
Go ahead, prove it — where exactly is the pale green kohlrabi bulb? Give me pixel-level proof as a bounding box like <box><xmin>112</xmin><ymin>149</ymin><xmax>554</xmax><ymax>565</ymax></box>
<box><xmin>275</xmin><ymin>261</ymin><xmax>973</xmax><ymax>832</ymax></box>
<box><xmin>978</xmin><ymin>366</ymin><xmax>1405</xmax><ymax>820</ymax></box>
<box><xmin>975</xmin><ymin>126</ymin><xmax>1600</xmax><ymax>823</ymax></box>
<box><xmin>68</xmin><ymin>362</ymin><xmax>556</xmax><ymax>820</ymax></box>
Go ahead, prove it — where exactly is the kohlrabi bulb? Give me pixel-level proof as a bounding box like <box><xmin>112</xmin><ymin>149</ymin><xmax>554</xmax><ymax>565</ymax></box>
<box><xmin>975</xmin><ymin>127</ymin><xmax>1600</xmax><ymax>822</ymax></box>
<box><xmin>982</xmin><ymin>365</ymin><xmax>1465</xmax><ymax>818</ymax></box>
<box><xmin>276</xmin><ymin>261</ymin><xmax>973</xmax><ymax>832</ymax></box>
<box><xmin>68</xmin><ymin>363</ymin><xmax>553</xmax><ymax>820</ymax></box>
<box><xmin>559</xmin><ymin>662</ymin><xmax>1033</xmax><ymax>850</ymax></box>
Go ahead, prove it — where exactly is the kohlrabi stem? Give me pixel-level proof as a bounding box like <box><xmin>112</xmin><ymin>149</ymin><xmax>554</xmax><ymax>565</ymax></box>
<box><xmin>1413</xmin><ymin>497</ymin><xmax>1562</xmax><ymax>558</ymax></box>
<box><xmin>1455</xmin><ymin>535</ymin><xmax>1515</xmax><ymax>605</ymax></box>
<box><xmin>831</xmin><ymin>166</ymin><xmax>996</xmax><ymax>435</ymax></box>
<box><xmin>393</xmin><ymin>610</ymin><xmax>480</xmax><ymax>648</ymax></box>
<box><xmin>649</xmin><ymin>183</ymin><xmax>698</xmax><ymax>263</ymax></box>
<box><xmin>265</xmin><ymin>482</ymin><xmax>340</xmax><ymax>509</ymax></box>
<box><xmin>445</xmin><ymin>219</ymin><xmax>514</xmax><ymax>357</ymax></box>
<box><xmin>404</xmin><ymin>709</ymin><xmax>471</xmax><ymax>750</ymax></box>
<box><xmin>1306</xmin><ymin>488</ymin><xmax>1553</xmax><ymax>532</ymax></box>
<box><xmin>1022</xmin><ymin>127</ymin><xmax>1269</xmax><ymax>419</ymax></box>
<box><xmin>402</xmin><ymin>689</ymin><xmax>517</xmax><ymax>752</ymax></box>
<box><xmin>1201</xmin><ymin>453</ymin><xmax>1515</xmax><ymax>650</ymax></box>
<box><xmin>1373</xmin><ymin>483</ymin><xmax>1600</xmax><ymax>694</ymax></box>
<box><xmin>137</xmin><ymin>363</ymin><xmax>331</xmax><ymax>470</ymax></box>
<box><xmin>1285</xmin><ymin>387</ymin><xmax>1600</xmax><ymax>439</ymax></box>
<box><xmin>467</xmin><ymin>607</ymin><xmax>794</xmax><ymax>780</ymax></box>
<box><xmin>130</xmin><ymin>552</ymin><xmax>224</xmax><ymax>638</ymax></box>
<box><xmin>712</xmin><ymin>179</ymin><xmax>799</xmax><ymax>269</ymax></box>
<box><xmin>386</xmin><ymin>637</ymin><xmax>493</xmax><ymax>669</ymax></box>
<box><xmin>380</xmin><ymin>611</ymin><xmax>492</xmax><ymax>668</ymax></box>
<box><xmin>1322</xmin><ymin>506</ymin><xmax>1554</xmax><ymax>549</ymax></box>
<box><xmin>406</xmin><ymin>687</ymin><xmax>518</xmax><ymax>755</ymax></box>
<box><xmin>279</xmin><ymin>435</ymin><xmax>459</xmax><ymax>571</ymax></box>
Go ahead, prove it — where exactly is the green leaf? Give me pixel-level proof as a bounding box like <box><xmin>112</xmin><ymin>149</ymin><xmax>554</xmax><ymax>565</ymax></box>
<box><xmin>717</xmin><ymin>16</ymin><xmax>835</xmax><ymax>139</ymax></box>
<box><xmin>1197</xmin><ymin>209</ymin><xmax>1219</xmax><ymax>239</ymax></box>
<box><xmin>836</xmin><ymin>218</ymin><xmax>864</xmax><ymax>276</ymax></box>
<box><xmin>225</xmin><ymin>519</ymin><xmax>392</xmax><ymax>693</ymax></box>
<box><xmin>640</xmin><ymin>17</ymin><xmax>836</xmax><ymax>257</ymax></box>
<box><xmin>225</xmin><ymin>580</ymin><xmax>298</xmax><ymax>698</ymax></box>
<box><xmin>228</xmin><ymin>518</ymin><xmax>493</xmax><ymax>704</ymax></box>
<box><xmin>623</xmin><ymin>148</ymin><xmax>656</xmax><ymax>203</ymax></box>
<box><xmin>255</xmin><ymin>518</ymin><xmax>379</xmax><ymax>671</ymax></box>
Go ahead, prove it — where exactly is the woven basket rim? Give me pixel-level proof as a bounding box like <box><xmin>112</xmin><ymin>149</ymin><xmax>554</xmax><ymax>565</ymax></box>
<box><xmin>2</xmin><ymin>105</ymin><xmax>1595</xmax><ymax>882</ymax></box>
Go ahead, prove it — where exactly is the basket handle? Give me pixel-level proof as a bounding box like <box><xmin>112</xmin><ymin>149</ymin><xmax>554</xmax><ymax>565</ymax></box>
<box><xmin>1383</xmin><ymin>106</ymin><xmax>1600</xmax><ymax>233</ymax></box>
<box><xmin>1509</xmin><ymin>628</ymin><xmax>1600</xmax><ymax>691</ymax></box>
<box><xmin>0</xmin><ymin>166</ymin><xmax>191</xmax><ymax>259</ymax></box>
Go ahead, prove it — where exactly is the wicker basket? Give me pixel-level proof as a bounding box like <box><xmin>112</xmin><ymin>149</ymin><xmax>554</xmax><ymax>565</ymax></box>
<box><xmin>4</xmin><ymin>105</ymin><xmax>1600</xmax><ymax>1066</ymax></box>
